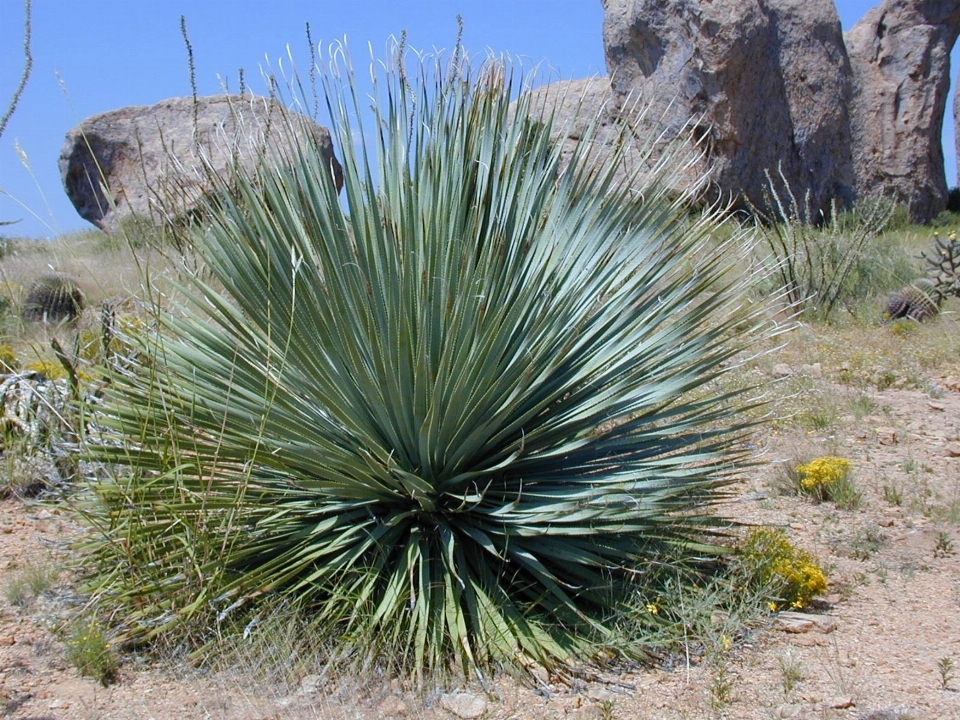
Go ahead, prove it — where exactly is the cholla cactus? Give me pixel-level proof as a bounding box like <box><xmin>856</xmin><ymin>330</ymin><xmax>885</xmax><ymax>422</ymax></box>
<box><xmin>922</xmin><ymin>231</ymin><xmax>960</xmax><ymax>299</ymax></box>
<box><xmin>22</xmin><ymin>273</ymin><xmax>85</xmax><ymax>324</ymax></box>
<box><xmin>883</xmin><ymin>231</ymin><xmax>959</xmax><ymax>322</ymax></box>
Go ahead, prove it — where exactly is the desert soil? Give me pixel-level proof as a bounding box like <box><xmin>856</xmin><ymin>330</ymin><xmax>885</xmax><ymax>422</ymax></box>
<box><xmin>1</xmin><ymin>328</ymin><xmax>959</xmax><ymax>720</ymax></box>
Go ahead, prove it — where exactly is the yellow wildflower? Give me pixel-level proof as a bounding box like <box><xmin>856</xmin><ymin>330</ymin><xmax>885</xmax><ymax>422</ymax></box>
<box><xmin>741</xmin><ymin>528</ymin><xmax>828</xmax><ymax>611</ymax></box>
<box><xmin>796</xmin><ymin>456</ymin><xmax>851</xmax><ymax>492</ymax></box>
<box><xmin>0</xmin><ymin>344</ymin><xmax>16</xmax><ymax>370</ymax></box>
<box><xmin>24</xmin><ymin>359</ymin><xmax>68</xmax><ymax>381</ymax></box>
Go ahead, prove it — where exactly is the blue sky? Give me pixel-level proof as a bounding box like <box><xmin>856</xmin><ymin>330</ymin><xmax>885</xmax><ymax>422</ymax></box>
<box><xmin>0</xmin><ymin>0</ymin><xmax>956</xmax><ymax>239</ymax></box>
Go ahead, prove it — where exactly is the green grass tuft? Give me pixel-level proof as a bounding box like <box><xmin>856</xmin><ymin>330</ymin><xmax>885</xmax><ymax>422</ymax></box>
<box><xmin>63</xmin><ymin>617</ymin><xmax>118</xmax><ymax>686</ymax></box>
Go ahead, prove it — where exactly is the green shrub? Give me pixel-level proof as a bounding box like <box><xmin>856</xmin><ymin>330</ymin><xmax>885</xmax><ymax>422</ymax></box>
<box><xmin>932</xmin><ymin>210</ymin><xmax>960</xmax><ymax>228</ymax></box>
<box><xmin>755</xmin><ymin>181</ymin><xmax>895</xmax><ymax>318</ymax></box>
<box><xmin>947</xmin><ymin>187</ymin><xmax>960</xmax><ymax>213</ymax></box>
<box><xmin>80</xmin><ymin>49</ymin><xmax>775</xmax><ymax>679</ymax></box>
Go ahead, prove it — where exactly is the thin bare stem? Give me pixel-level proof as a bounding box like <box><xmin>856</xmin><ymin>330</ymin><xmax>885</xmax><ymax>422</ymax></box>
<box><xmin>0</xmin><ymin>0</ymin><xmax>33</xmax><ymax>141</ymax></box>
<box><xmin>180</xmin><ymin>15</ymin><xmax>199</xmax><ymax>147</ymax></box>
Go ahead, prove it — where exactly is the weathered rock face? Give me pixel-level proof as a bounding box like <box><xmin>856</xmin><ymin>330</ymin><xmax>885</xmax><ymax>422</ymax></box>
<box><xmin>602</xmin><ymin>0</ymin><xmax>854</xmax><ymax>216</ymax></box>
<box><xmin>521</xmin><ymin>77</ymin><xmax>617</xmax><ymax>169</ymax></box>
<box><xmin>59</xmin><ymin>94</ymin><xmax>343</xmax><ymax>231</ymax></box>
<box><xmin>846</xmin><ymin>0</ymin><xmax>960</xmax><ymax>222</ymax></box>
<box><xmin>955</xmin><ymin>68</ymin><xmax>959</xmax><ymax>188</ymax></box>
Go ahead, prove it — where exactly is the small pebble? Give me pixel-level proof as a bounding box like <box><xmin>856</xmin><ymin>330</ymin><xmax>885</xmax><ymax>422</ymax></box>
<box><xmin>877</xmin><ymin>427</ymin><xmax>898</xmax><ymax>445</ymax></box>
<box><xmin>827</xmin><ymin>695</ymin><xmax>854</xmax><ymax>709</ymax></box>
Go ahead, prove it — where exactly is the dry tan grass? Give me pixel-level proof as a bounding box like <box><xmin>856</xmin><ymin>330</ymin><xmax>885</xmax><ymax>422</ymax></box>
<box><xmin>0</xmin><ymin>229</ymin><xmax>201</xmax><ymax>368</ymax></box>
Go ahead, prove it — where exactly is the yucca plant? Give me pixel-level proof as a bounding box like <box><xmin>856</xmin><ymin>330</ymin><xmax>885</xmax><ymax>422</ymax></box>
<box><xmin>77</xmin><ymin>45</ymin><xmax>775</xmax><ymax>680</ymax></box>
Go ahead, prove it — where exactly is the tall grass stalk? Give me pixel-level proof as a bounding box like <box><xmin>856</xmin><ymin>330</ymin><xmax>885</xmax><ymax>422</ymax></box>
<box><xmin>0</xmin><ymin>0</ymin><xmax>33</xmax><ymax>143</ymax></box>
<box><xmin>756</xmin><ymin>170</ymin><xmax>895</xmax><ymax>318</ymax></box>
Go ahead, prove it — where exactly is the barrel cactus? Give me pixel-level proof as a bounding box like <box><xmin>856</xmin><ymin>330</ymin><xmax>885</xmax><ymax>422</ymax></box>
<box><xmin>883</xmin><ymin>232</ymin><xmax>959</xmax><ymax>322</ymax></box>
<box><xmin>22</xmin><ymin>273</ymin><xmax>85</xmax><ymax>324</ymax></box>
<box><xmin>883</xmin><ymin>278</ymin><xmax>942</xmax><ymax>322</ymax></box>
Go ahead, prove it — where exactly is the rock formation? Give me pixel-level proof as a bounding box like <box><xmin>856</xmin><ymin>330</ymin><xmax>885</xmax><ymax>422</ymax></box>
<box><xmin>59</xmin><ymin>94</ymin><xmax>343</xmax><ymax>231</ymax></box>
<box><xmin>519</xmin><ymin>76</ymin><xmax>708</xmax><ymax>198</ymax></box>
<box><xmin>955</xmin><ymin>68</ymin><xmax>959</xmax><ymax>189</ymax></box>
<box><xmin>602</xmin><ymin>0</ymin><xmax>854</xmax><ymax>217</ymax></box>
<box><xmin>521</xmin><ymin>77</ymin><xmax>617</xmax><ymax>170</ymax></box>
<box><xmin>845</xmin><ymin>0</ymin><xmax>960</xmax><ymax>222</ymax></box>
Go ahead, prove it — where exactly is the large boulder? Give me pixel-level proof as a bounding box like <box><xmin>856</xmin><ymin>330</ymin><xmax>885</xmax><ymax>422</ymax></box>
<box><xmin>602</xmin><ymin>0</ymin><xmax>854</xmax><ymax>217</ymax></box>
<box><xmin>518</xmin><ymin>76</ymin><xmax>707</xmax><ymax>198</ymax></box>
<box><xmin>521</xmin><ymin>77</ymin><xmax>617</xmax><ymax>169</ymax></box>
<box><xmin>845</xmin><ymin>0</ymin><xmax>960</xmax><ymax>223</ymax></box>
<box><xmin>59</xmin><ymin>94</ymin><xmax>343</xmax><ymax>231</ymax></box>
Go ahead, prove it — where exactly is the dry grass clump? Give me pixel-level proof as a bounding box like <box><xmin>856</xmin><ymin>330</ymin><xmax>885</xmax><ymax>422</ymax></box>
<box><xmin>4</xmin><ymin>559</ymin><xmax>58</xmax><ymax>607</ymax></box>
<box><xmin>785</xmin><ymin>320</ymin><xmax>959</xmax><ymax>387</ymax></box>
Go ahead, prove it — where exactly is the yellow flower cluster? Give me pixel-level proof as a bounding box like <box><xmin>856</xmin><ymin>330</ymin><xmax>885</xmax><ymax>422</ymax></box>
<box><xmin>740</xmin><ymin>527</ymin><xmax>827</xmax><ymax>611</ymax></box>
<box><xmin>796</xmin><ymin>456</ymin><xmax>851</xmax><ymax>492</ymax></box>
<box><xmin>0</xmin><ymin>344</ymin><xmax>16</xmax><ymax>371</ymax></box>
<box><xmin>76</xmin><ymin>328</ymin><xmax>104</xmax><ymax>362</ymax></box>
<box><xmin>771</xmin><ymin>556</ymin><xmax>827</xmax><ymax>610</ymax></box>
<box><xmin>24</xmin><ymin>357</ymin><xmax>95</xmax><ymax>384</ymax></box>
<box><xmin>24</xmin><ymin>359</ymin><xmax>68</xmax><ymax>381</ymax></box>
